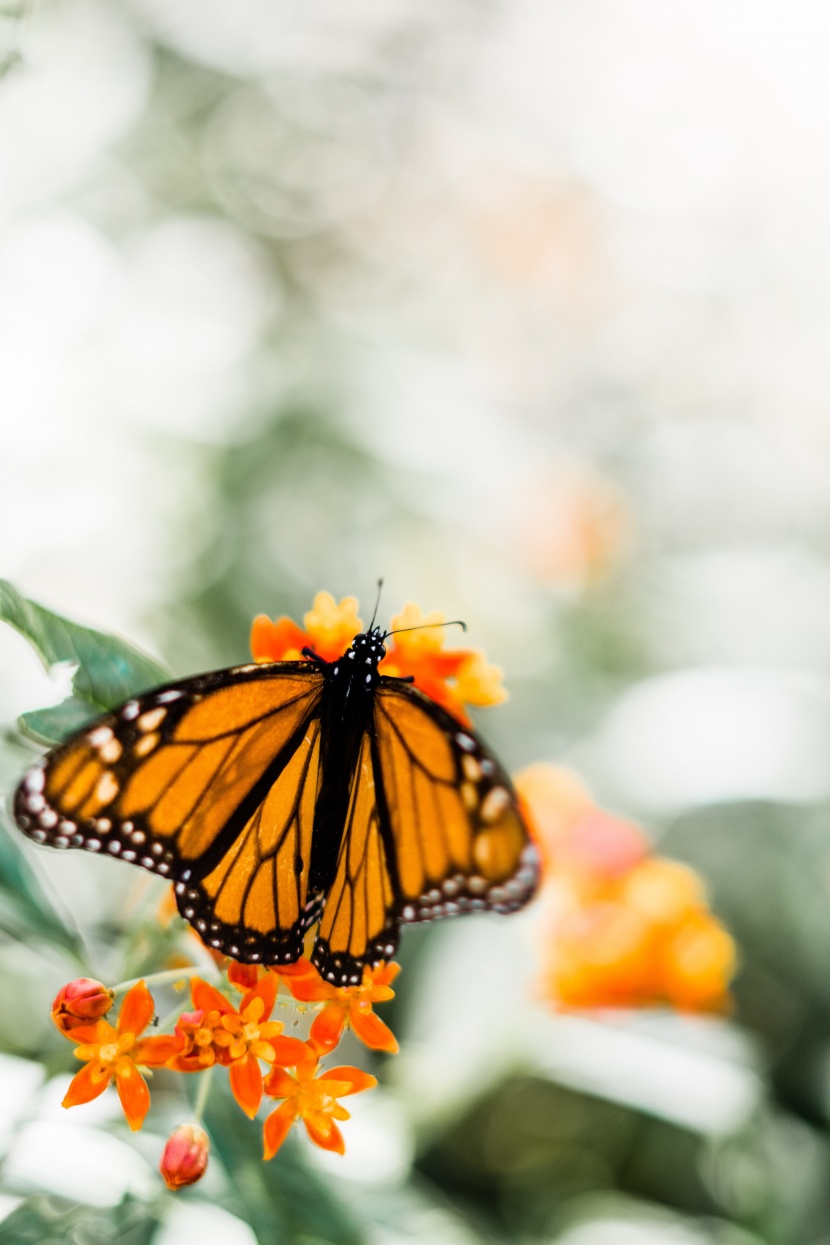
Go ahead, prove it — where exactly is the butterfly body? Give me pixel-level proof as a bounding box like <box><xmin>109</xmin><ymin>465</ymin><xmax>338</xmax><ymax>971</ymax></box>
<box><xmin>14</xmin><ymin>627</ymin><xmax>539</xmax><ymax>985</ymax></box>
<box><xmin>308</xmin><ymin>627</ymin><xmax>387</xmax><ymax>895</ymax></box>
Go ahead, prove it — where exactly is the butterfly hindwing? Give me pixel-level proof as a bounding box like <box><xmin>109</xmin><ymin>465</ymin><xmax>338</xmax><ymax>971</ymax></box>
<box><xmin>376</xmin><ymin>682</ymin><xmax>539</xmax><ymax>917</ymax></box>
<box><xmin>177</xmin><ymin>715</ymin><xmax>326</xmax><ymax>963</ymax></box>
<box><xmin>311</xmin><ymin>679</ymin><xmax>539</xmax><ymax>983</ymax></box>
<box><xmin>313</xmin><ymin>733</ymin><xmax>398</xmax><ymax>983</ymax></box>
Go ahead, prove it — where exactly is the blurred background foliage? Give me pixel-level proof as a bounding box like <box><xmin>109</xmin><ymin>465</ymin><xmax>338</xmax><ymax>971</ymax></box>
<box><xmin>2</xmin><ymin>0</ymin><xmax>830</xmax><ymax>1242</ymax></box>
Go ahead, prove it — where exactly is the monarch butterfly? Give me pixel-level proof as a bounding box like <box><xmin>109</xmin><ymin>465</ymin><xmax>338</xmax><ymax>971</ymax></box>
<box><xmin>13</xmin><ymin>620</ymin><xmax>539</xmax><ymax>986</ymax></box>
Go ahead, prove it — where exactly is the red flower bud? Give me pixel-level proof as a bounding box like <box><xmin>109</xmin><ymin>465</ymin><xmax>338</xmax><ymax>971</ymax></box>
<box><xmin>159</xmin><ymin>1122</ymin><xmax>210</xmax><ymax>1191</ymax></box>
<box><xmin>52</xmin><ymin>978</ymin><xmax>114</xmax><ymax>1034</ymax></box>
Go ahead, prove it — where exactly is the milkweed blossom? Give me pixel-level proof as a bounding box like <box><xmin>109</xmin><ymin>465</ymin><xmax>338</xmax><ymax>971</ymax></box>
<box><xmin>61</xmin><ymin>981</ymin><xmax>180</xmax><ymax>1130</ymax></box>
<box><xmin>515</xmin><ymin>763</ymin><xmax>737</xmax><ymax>1012</ymax></box>
<box><xmin>263</xmin><ymin>1054</ymin><xmax>378</xmax><ymax>1160</ymax></box>
<box><xmin>250</xmin><ymin>592</ymin><xmax>365</xmax><ymax>664</ymax></box>
<box><xmin>279</xmin><ymin>959</ymin><xmax>400</xmax><ymax>1054</ymax></box>
<box><xmin>170</xmin><ymin>974</ymin><xmax>310</xmax><ymax>1117</ymax></box>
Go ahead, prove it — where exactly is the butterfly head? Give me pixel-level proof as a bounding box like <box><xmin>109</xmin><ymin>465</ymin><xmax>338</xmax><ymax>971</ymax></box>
<box><xmin>347</xmin><ymin>627</ymin><xmax>387</xmax><ymax>663</ymax></box>
<box><xmin>335</xmin><ymin>627</ymin><xmax>387</xmax><ymax>689</ymax></box>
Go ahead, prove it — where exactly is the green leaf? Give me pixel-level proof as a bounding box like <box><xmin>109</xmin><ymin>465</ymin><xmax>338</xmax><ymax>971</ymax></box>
<box><xmin>203</xmin><ymin>1080</ymin><xmax>366</xmax><ymax>1245</ymax></box>
<box><xmin>18</xmin><ymin>699</ymin><xmax>99</xmax><ymax>747</ymax></box>
<box><xmin>0</xmin><ymin>732</ymin><xmax>82</xmax><ymax>956</ymax></box>
<box><xmin>0</xmin><ymin>579</ymin><xmax>169</xmax><ymax>716</ymax></box>
<box><xmin>0</xmin><ymin>1194</ymin><xmax>160</xmax><ymax>1245</ymax></box>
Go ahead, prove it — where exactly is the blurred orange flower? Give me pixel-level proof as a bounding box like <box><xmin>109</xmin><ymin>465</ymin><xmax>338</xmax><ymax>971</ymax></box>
<box><xmin>286</xmin><ymin>960</ymin><xmax>400</xmax><ymax>1054</ymax></box>
<box><xmin>170</xmin><ymin>975</ymin><xmax>307</xmax><ymax>1118</ymax></box>
<box><xmin>380</xmin><ymin>603</ymin><xmax>505</xmax><ymax>725</ymax></box>
<box><xmin>251</xmin><ymin>592</ymin><xmax>363</xmax><ymax>663</ymax></box>
<box><xmin>250</xmin><ymin>594</ymin><xmax>506</xmax><ymax>726</ymax></box>
<box><xmin>515</xmin><ymin>464</ymin><xmax>631</xmax><ymax>592</ymax></box>
<box><xmin>263</xmin><ymin>1052</ymin><xmax>377</xmax><ymax>1159</ymax></box>
<box><xmin>516</xmin><ymin>763</ymin><xmax>736</xmax><ymax>1013</ymax></box>
<box><xmin>62</xmin><ymin>981</ymin><xmax>179</xmax><ymax>1130</ymax></box>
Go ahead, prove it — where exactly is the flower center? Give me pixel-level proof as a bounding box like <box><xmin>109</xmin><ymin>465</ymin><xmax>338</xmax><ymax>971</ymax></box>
<box><xmin>241</xmin><ymin>1020</ymin><xmax>261</xmax><ymax>1045</ymax></box>
<box><xmin>98</xmin><ymin>1033</ymin><xmax>135</xmax><ymax>1064</ymax></box>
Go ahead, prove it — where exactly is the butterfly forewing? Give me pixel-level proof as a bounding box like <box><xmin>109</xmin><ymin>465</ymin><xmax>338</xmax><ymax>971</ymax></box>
<box><xmin>15</xmin><ymin>663</ymin><xmax>323</xmax><ymax>892</ymax></box>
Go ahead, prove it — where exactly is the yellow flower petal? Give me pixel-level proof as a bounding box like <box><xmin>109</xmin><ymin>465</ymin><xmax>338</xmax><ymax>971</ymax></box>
<box><xmin>304</xmin><ymin>593</ymin><xmax>364</xmax><ymax>659</ymax></box>
<box><xmin>455</xmin><ymin>651</ymin><xmax>507</xmax><ymax>707</ymax></box>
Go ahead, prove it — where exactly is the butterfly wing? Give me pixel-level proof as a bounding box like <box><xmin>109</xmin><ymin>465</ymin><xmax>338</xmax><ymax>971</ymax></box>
<box><xmin>312</xmin><ymin>679</ymin><xmax>539</xmax><ymax>984</ymax></box>
<box><xmin>14</xmin><ymin>662</ymin><xmax>326</xmax><ymax>963</ymax></box>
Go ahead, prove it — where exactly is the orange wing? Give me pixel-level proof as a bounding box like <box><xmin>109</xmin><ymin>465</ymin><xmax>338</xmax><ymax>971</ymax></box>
<box><xmin>15</xmin><ymin>662</ymin><xmax>326</xmax><ymax>962</ymax></box>
<box><xmin>312</xmin><ymin>681</ymin><xmax>539</xmax><ymax>983</ymax></box>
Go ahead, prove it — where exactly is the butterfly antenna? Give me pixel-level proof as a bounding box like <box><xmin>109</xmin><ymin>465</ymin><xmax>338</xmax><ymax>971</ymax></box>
<box><xmin>384</xmin><ymin>619</ymin><xmax>467</xmax><ymax>638</ymax></box>
<box><xmin>368</xmin><ymin>578</ymin><xmax>384</xmax><ymax>631</ymax></box>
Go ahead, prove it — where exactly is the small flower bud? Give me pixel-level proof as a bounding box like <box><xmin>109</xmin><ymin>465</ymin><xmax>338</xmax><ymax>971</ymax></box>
<box><xmin>159</xmin><ymin>1122</ymin><xmax>210</xmax><ymax>1191</ymax></box>
<box><xmin>52</xmin><ymin>978</ymin><xmax>114</xmax><ymax>1034</ymax></box>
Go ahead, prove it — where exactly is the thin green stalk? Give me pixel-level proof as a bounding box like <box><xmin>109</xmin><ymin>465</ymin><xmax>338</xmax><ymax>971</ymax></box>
<box><xmin>192</xmin><ymin>1065</ymin><xmax>213</xmax><ymax>1126</ymax></box>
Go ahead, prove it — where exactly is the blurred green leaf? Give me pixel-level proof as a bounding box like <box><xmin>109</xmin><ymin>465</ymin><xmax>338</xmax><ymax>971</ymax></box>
<box><xmin>0</xmin><ymin>1194</ymin><xmax>159</xmax><ymax>1245</ymax></box>
<box><xmin>417</xmin><ymin>1074</ymin><xmax>722</xmax><ymax>1238</ymax></box>
<box><xmin>18</xmin><ymin>700</ymin><xmax>99</xmax><ymax>747</ymax></box>
<box><xmin>0</xmin><ymin>732</ymin><xmax>82</xmax><ymax>957</ymax></box>
<box><xmin>0</xmin><ymin>580</ymin><xmax>169</xmax><ymax>740</ymax></box>
<box><xmin>203</xmin><ymin>1081</ymin><xmax>365</xmax><ymax>1245</ymax></box>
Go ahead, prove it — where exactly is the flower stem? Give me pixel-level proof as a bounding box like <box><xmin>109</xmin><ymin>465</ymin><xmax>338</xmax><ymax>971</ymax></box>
<box><xmin>112</xmin><ymin>967</ymin><xmax>198</xmax><ymax>997</ymax></box>
<box><xmin>192</xmin><ymin>1065</ymin><xmax>213</xmax><ymax>1126</ymax></box>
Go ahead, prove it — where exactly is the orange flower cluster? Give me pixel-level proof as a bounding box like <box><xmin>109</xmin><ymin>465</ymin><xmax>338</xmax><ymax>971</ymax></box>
<box><xmin>251</xmin><ymin>592</ymin><xmax>505</xmax><ymax>725</ymax></box>
<box><xmin>52</xmin><ymin>956</ymin><xmax>396</xmax><ymax>1189</ymax></box>
<box><xmin>516</xmin><ymin>764</ymin><xmax>736</xmax><ymax>1012</ymax></box>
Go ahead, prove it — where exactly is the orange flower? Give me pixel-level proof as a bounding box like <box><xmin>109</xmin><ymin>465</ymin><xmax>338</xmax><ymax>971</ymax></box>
<box><xmin>287</xmin><ymin>961</ymin><xmax>400</xmax><ymax>1054</ymax></box>
<box><xmin>52</xmin><ymin>978</ymin><xmax>114</xmax><ymax>1036</ymax></box>
<box><xmin>170</xmin><ymin>975</ymin><xmax>307</xmax><ymax>1118</ymax></box>
<box><xmin>268</xmin><ymin>956</ymin><xmax>325</xmax><ymax>997</ymax></box>
<box><xmin>379</xmin><ymin>603</ymin><xmax>505</xmax><ymax>726</ymax></box>
<box><xmin>159</xmin><ymin>1122</ymin><xmax>210</xmax><ymax>1191</ymax></box>
<box><xmin>518</xmin><ymin>763</ymin><xmax>736</xmax><ymax>1013</ymax></box>
<box><xmin>227</xmin><ymin>959</ymin><xmax>260</xmax><ymax>992</ymax></box>
<box><xmin>542</xmin><ymin>859</ymin><xmax>736</xmax><ymax>1013</ymax></box>
<box><xmin>251</xmin><ymin>592</ymin><xmax>363</xmax><ymax>663</ymax></box>
<box><xmin>62</xmin><ymin>981</ymin><xmax>180</xmax><ymax>1130</ymax></box>
<box><xmin>263</xmin><ymin>1052</ymin><xmax>377</xmax><ymax>1159</ymax></box>
<box><xmin>250</xmin><ymin>594</ymin><xmax>506</xmax><ymax>727</ymax></box>
<box><xmin>514</xmin><ymin>464</ymin><xmax>630</xmax><ymax>591</ymax></box>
